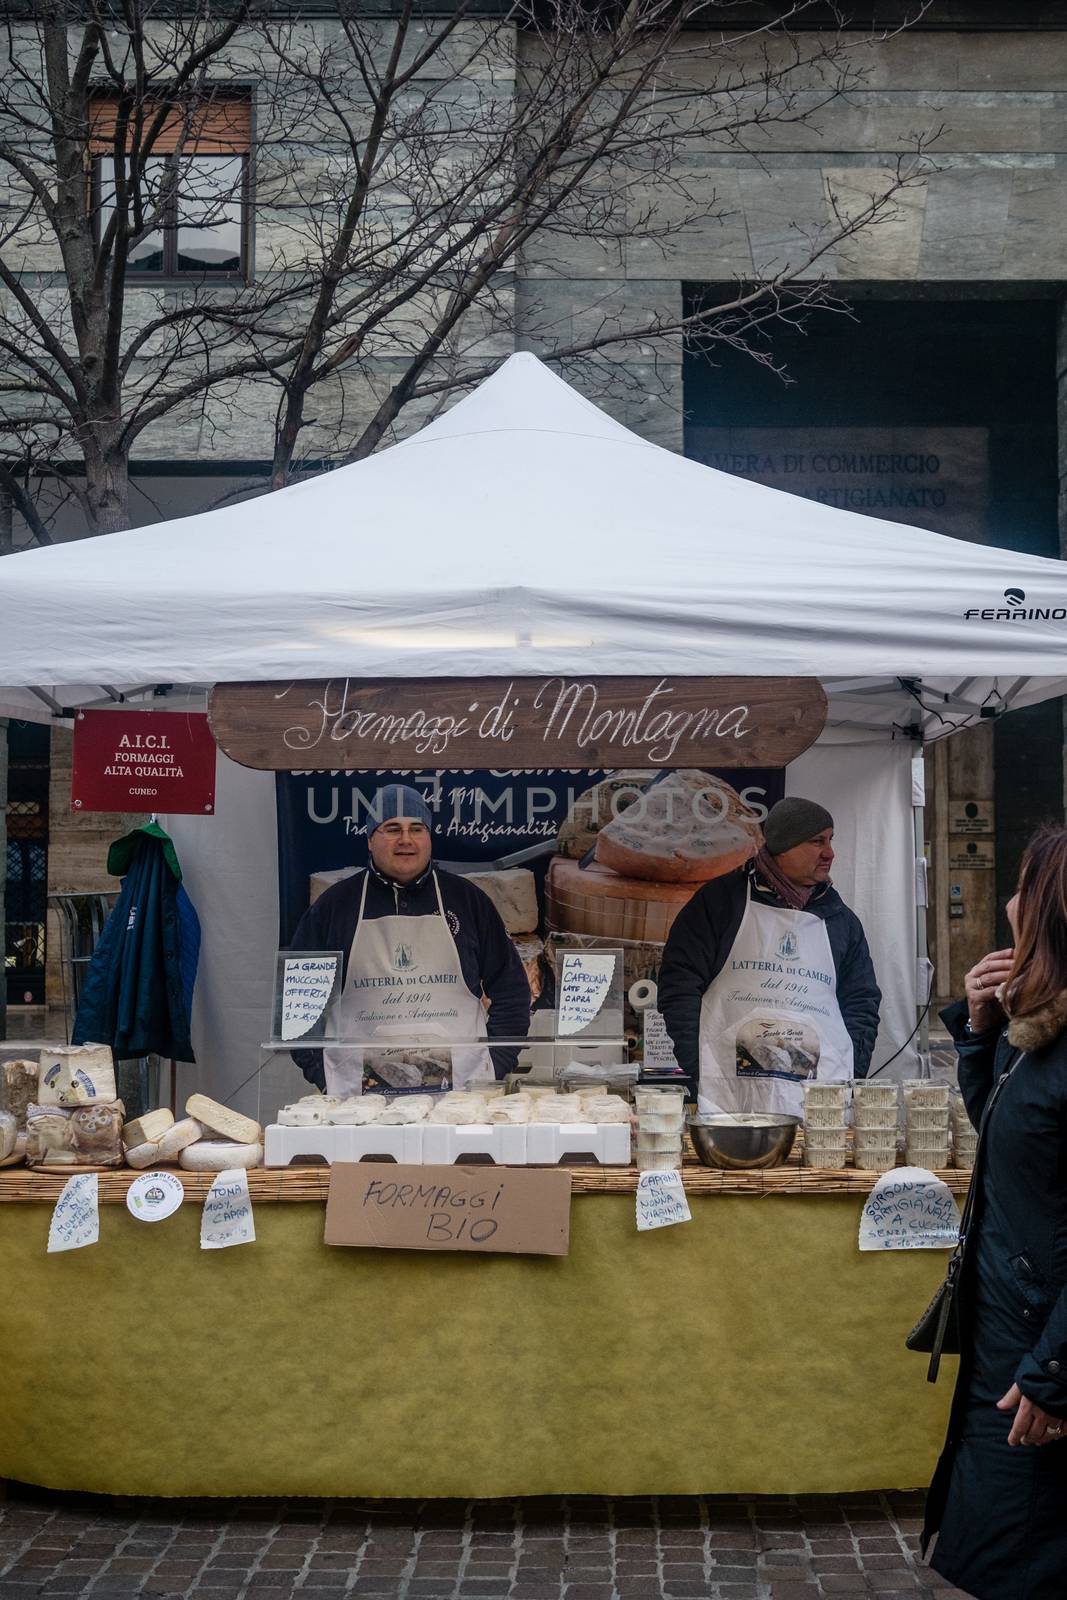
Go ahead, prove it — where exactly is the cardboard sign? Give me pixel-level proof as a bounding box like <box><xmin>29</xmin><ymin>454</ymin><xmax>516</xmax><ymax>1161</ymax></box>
<box><xmin>72</xmin><ymin>710</ymin><xmax>217</xmax><ymax>815</ymax></box>
<box><xmin>208</xmin><ymin>675</ymin><xmax>827</xmax><ymax>771</ymax></box>
<box><xmin>325</xmin><ymin>1162</ymin><xmax>571</xmax><ymax>1256</ymax></box>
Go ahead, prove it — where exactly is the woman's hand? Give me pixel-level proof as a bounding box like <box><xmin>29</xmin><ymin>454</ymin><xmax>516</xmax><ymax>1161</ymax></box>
<box><xmin>997</xmin><ymin>1383</ymin><xmax>1067</xmax><ymax>1445</ymax></box>
<box><xmin>964</xmin><ymin>949</ymin><xmax>1014</xmax><ymax>1032</ymax></box>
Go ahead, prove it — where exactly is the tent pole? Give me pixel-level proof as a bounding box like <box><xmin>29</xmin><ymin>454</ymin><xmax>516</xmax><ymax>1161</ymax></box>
<box><xmin>913</xmin><ymin>752</ymin><xmax>931</xmax><ymax>1080</ymax></box>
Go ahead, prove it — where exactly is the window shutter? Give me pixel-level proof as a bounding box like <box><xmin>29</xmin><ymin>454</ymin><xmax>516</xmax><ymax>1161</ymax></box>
<box><xmin>89</xmin><ymin>94</ymin><xmax>250</xmax><ymax>155</ymax></box>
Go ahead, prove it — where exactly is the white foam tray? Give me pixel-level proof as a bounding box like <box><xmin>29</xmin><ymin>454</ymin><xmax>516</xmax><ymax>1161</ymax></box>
<box><xmin>264</xmin><ymin>1121</ymin><xmax>631</xmax><ymax>1167</ymax></box>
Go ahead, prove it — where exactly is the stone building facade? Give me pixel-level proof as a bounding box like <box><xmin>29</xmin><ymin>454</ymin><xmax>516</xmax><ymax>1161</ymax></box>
<box><xmin>3</xmin><ymin>4</ymin><xmax>1067</xmax><ymax>1023</ymax></box>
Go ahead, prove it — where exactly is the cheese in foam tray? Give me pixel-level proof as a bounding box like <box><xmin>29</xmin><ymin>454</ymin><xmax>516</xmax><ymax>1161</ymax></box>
<box><xmin>594</xmin><ymin>769</ymin><xmax>763</xmax><ymax>883</ymax></box>
<box><xmin>185</xmin><ymin>1093</ymin><xmax>262</xmax><ymax>1145</ymax></box>
<box><xmin>36</xmin><ymin>1044</ymin><xmax>116</xmax><ymax>1107</ymax></box>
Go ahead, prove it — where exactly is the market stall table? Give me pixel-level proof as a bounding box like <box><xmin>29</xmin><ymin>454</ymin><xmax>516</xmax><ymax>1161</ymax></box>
<box><xmin>0</xmin><ymin>1160</ymin><xmax>961</xmax><ymax>1499</ymax></box>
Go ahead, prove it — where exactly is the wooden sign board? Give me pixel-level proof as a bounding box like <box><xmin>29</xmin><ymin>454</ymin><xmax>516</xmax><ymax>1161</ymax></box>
<box><xmin>948</xmin><ymin>800</ymin><xmax>994</xmax><ymax>836</ymax></box>
<box><xmin>324</xmin><ymin>1162</ymin><xmax>572</xmax><ymax>1256</ymax></box>
<box><xmin>209</xmin><ymin>676</ymin><xmax>826</xmax><ymax>771</ymax></box>
<box><xmin>949</xmin><ymin>840</ymin><xmax>995</xmax><ymax>872</ymax></box>
<box><xmin>687</xmin><ymin>427</ymin><xmax>988</xmax><ymax>542</ymax></box>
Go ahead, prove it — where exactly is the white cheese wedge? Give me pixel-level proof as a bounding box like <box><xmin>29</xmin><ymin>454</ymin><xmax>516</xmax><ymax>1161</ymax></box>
<box><xmin>185</xmin><ymin>1094</ymin><xmax>261</xmax><ymax>1145</ymax></box>
<box><xmin>122</xmin><ymin>1108</ymin><xmax>175</xmax><ymax>1149</ymax></box>
<box><xmin>465</xmin><ymin>868</ymin><xmax>539</xmax><ymax>934</ymax></box>
<box><xmin>154</xmin><ymin>1117</ymin><xmax>204</xmax><ymax>1162</ymax></box>
<box><xmin>37</xmin><ymin>1044</ymin><xmax>116</xmax><ymax>1106</ymax></box>
<box><xmin>124</xmin><ymin>1139</ymin><xmax>163</xmax><ymax>1169</ymax></box>
<box><xmin>179</xmin><ymin>1139</ymin><xmax>262</xmax><ymax>1171</ymax></box>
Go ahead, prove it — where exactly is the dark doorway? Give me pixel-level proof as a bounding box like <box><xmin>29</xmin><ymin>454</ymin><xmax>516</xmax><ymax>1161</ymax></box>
<box><xmin>6</xmin><ymin>720</ymin><xmax>50</xmax><ymax>1006</ymax></box>
<box><xmin>683</xmin><ymin>291</ymin><xmax>1062</xmax><ymax>940</ymax></box>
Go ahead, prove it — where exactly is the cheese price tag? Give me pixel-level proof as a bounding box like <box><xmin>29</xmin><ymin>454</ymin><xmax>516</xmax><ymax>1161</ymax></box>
<box><xmin>635</xmin><ymin>1169</ymin><xmax>691</xmax><ymax>1232</ymax></box>
<box><xmin>557</xmin><ymin>952</ymin><xmax>616</xmax><ymax>1036</ymax></box>
<box><xmin>47</xmin><ymin>1172</ymin><xmax>100</xmax><ymax>1253</ymax></box>
<box><xmin>200</xmin><ymin>1168</ymin><xmax>256</xmax><ymax>1250</ymax></box>
<box><xmin>858</xmin><ymin>1167</ymin><xmax>960</xmax><ymax>1252</ymax></box>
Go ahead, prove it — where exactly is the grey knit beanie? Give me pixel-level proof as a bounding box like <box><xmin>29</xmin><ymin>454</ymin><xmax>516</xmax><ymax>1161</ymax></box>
<box><xmin>763</xmin><ymin>798</ymin><xmax>834</xmax><ymax>856</ymax></box>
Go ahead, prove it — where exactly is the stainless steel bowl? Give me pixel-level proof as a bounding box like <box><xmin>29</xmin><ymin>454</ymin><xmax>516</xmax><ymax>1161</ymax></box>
<box><xmin>687</xmin><ymin>1113</ymin><xmax>800</xmax><ymax>1170</ymax></box>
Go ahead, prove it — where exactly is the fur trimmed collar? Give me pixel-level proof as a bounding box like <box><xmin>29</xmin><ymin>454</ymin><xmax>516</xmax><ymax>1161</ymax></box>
<box><xmin>1007</xmin><ymin>990</ymin><xmax>1067</xmax><ymax>1050</ymax></box>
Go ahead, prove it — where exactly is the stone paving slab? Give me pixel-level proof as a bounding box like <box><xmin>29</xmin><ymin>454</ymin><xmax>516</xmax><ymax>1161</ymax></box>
<box><xmin>0</xmin><ymin>1489</ymin><xmax>972</xmax><ymax>1600</ymax></box>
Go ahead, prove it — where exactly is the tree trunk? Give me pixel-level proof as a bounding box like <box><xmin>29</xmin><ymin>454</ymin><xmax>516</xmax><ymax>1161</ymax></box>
<box><xmin>82</xmin><ymin>440</ymin><xmax>132</xmax><ymax>534</ymax></box>
<box><xmin>0</xmin><ymin>719</ymin><xmax>7</xmax><ymax>1041</ymax></box>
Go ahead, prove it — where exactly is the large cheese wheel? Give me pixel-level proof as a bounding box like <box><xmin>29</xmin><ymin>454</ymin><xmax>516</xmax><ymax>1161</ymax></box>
<box><xmin>594</xmin><ymin>770</ymin><xmax>762</xmax><ymax>883</ymax></box>
<box><xmin>545</xmin><ymin>856</ymin><xmax>694</xmax><ymax>943</ymax></box>
<box><xmin>179</xmin><ymin>1139</ymin><xmax>262</xmax><ymax>1171</ymax></box>
<box><xmin>185</xmin><ymin>1094</ymin><xmax>261</xmax><ymax>1145</ymax></box>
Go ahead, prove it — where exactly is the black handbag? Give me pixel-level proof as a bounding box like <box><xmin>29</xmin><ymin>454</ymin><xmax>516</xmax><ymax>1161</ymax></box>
<box><xmin>905</xmin><ymin>1055</ymin><xmax>1018</xmax><ymax>1382</ymax></box>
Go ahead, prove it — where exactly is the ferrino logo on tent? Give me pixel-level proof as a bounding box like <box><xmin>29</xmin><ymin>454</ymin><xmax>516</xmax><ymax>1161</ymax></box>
<box><xmin>963</xmin><ymin>588</ymin><xmax>1067</xmax><ymax>622</ymax></box>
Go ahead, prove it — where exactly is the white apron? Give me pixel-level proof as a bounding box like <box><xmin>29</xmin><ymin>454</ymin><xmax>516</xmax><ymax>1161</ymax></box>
<box><xmin>698</xmin><ymin>885</ymin><xmax>854</xmax><ymax>1117</ymax></box>
<box><xmin>324</xmin><ymin>870</ymin><xmax>492</xmax><ymax>1097</ymax></box>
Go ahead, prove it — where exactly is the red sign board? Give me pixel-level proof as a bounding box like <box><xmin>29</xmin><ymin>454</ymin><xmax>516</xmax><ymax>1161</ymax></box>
<box><xmin>71</xmin><ymin>710</ymin><xmax>217</xmax><ymax>815</ymax></box>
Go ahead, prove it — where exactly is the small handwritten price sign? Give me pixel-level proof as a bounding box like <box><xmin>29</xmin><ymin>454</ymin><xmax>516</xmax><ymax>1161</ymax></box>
<box><xmin>858</xmin><ymin>1167</ymin><xmax>961</xmax><ymax>1252</ymax></box>
<box><xmin>272</xmin><ymin>951</ymin><xmax>343</xmax><ymax>1043</ymax></box>
<box><xmin>557</xmin><ymin>948</ymin><xmax>623</xmax><ymax>1039</ymax></box>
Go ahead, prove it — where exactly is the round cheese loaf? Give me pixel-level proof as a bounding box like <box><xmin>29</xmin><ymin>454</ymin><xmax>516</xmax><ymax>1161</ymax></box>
<box><xmin>179</xmin><ymin>1139</ymin><xmax>263</xmax><ymax>1171</ymax></box>
<box><xmin>545</xmin><ymin>857</ymin><xmax>694</xmax><ymax>943</ymax></box>
<box><xmin>124</xmin><ymin>1139</ymin><xmax>163</xmax><ymax>1169</ymax></box>
<box><xmin>557</xmin><ymin>772</ymin><xmax>655</xmax><ymax>859</ymax></box>
<box><xmin>154</xmin><ymin>1116</ymin><xmax>204</xmax><ymax>1162</ymax></box>
<box><xmin>594</xmin><ymin>769</ymin><xmax>762</xmax><ymax>883</ymax></box>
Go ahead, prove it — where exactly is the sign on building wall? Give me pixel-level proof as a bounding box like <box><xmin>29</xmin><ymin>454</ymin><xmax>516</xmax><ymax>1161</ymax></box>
<box><xmin>687</xmin><ymin>428</ymin><xmax>989</xmax><ymax>542</ymax></box>
<box><xmin>71</xmin><ymin>710</ymin><xmax>217</xmax><ymax>815</ymax></box>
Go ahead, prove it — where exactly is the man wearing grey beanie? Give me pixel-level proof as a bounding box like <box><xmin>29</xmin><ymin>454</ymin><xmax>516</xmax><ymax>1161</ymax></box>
<box><xmin>659</xmin><ymin>797</ymin><xmax>880</xmax><ymax>1115</ymax></box>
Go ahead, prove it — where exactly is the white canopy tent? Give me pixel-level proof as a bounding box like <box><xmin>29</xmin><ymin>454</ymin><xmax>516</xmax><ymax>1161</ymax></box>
<box><xmin>1</xmin><ymin>353</ymin><xmax>1065</xmax><ymax>1112</ymax></box>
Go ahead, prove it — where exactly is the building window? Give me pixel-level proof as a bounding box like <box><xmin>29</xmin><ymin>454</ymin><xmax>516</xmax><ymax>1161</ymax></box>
<box><xmin>91</xmin><ymin>94</ymin><xmax>251</xmax><ymax>279</ymax></box>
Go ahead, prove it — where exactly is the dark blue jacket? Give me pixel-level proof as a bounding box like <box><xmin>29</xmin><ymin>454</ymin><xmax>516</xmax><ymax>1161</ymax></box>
<box><xmin>288</xmin><ymin>863</ymin><xmax>530</xmax><ymax>1088</ymax></box>
<box><xmin>657</xmin><ymin>863</ymin><xmax>881</xmax><ymax>1087</ymax></box>
<box><xmin>925</xmin><ymin>998</ymin><xmax>1067</xmax><ymax>1597</ymax></box>
<box><xmin>72</xmin><ymin>832</ymin><xmax>198</xmax><ymax>1061</ymax></box>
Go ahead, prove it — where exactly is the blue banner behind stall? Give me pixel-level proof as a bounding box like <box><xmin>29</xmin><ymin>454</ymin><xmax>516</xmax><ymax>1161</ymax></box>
<box><xmin>276</xmin><ymin>768</ymin><xmax>784</xmax><ymax>942</ymax></box>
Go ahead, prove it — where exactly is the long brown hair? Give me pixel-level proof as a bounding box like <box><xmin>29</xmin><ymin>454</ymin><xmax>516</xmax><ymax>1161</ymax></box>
<box><xmin>1004</xmin><ymin>826</ymin><xmax>1067</xmax><ymax>1018</ymax></box>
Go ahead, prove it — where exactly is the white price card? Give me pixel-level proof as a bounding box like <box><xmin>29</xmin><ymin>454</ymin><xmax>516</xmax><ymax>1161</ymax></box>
<box><xmin>281</xmin><ymin>955</ymin><xmax>339</xmax><ymax>1041</ymax></box>
<box><xmin>200</xmin><ymin>1168</ymin><xmax>256</xmax><ymax>1250</ymax></box>
<box><xmin>858</xmin><ymin>1166</ymin><xmax>961</xmax><ymax>1252</ymax></box>
<box><xmin>557</xmin><ymin>952</ymin><xmax>615</xmax><ymax>1037</ymax></box>
<box><xmin>47</xmin><ymin>1172</ymin><xmax>100</xmax><ymax>1253</ymax></box>
<box><xmin>635</xmin><ymin>1169</ymin><xmax>691</xmax><ymax>1232</ymax></box>
<box><xmin>642</xmin><ymin>1008</ymin><xmax>681</xmax><ymax>1073</ymax></box>
<box><xmin>126</xmin><ymin>1170</ymin><xmax>185</xmax><ymax>1223</ymax></box>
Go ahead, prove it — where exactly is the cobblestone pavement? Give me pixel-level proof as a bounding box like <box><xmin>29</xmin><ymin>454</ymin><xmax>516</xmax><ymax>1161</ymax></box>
<box><xmin>0</xmin><ymin>1489</ymin><xmax>971</xmax><ymax>1600</ymax></box>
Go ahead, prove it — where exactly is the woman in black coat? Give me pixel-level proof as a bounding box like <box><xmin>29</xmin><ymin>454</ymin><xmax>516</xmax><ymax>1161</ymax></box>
<box><xmin>926</xmin><ymin>826</ymin><xmax>1067</xmax><ymax>1600</ymax></box>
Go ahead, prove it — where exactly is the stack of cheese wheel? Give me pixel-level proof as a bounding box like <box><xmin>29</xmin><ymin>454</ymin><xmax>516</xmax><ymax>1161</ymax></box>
<box><xmin>122</xmin><ymin>1094</ymin><xmax>263</xmax><ymax>1170</ymax></box>
<box><xmin>546</xmin><ymin>769</ymin><xmax>763</xmax><ymax>944</ymax></box>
